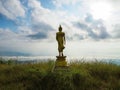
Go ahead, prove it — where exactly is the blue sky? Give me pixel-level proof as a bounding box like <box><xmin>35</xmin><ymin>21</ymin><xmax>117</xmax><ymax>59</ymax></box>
<box><xmin>0</xmin><ymin>0</ymin><xmax>120</xmax><ymax>57</ymax></box>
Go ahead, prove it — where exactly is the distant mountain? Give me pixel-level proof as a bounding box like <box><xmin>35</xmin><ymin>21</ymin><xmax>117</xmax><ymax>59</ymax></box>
<box><xmin>0</xmin><ymin>51</ymin><xmax>30</xmax><ymax>56</ymax></box>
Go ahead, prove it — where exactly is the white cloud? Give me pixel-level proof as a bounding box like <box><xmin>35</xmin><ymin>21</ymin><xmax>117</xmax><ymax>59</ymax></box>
<box><xmin>0</xmin><ymin>28</ymin><xmax>57</xmax><ymax>55</ymax></box>
<box><xmin>66</xmin><ymin>41</ymin><xmax>120</xmax><ymax>58</ymax></box>
<box><xmin>52</xmin><ymin>0</ymin><xmax>81</xmax><ymax>7</ymax></box>
<box><xmin>0</xmin><ymin>28</ymin><xmax>19</xmax><ymax>40</ymax></box>
<box><xmin>18</xmin><ymin>26</ymin><xmax>33</xmax><ymax>35</ymax></box>
<box><xmin>0</xmin><ymin>0</ymin><xmax>120</xmax><ymax>56</ymax></box>
<box><xmin>28</xmin><ymin>0</ymin><xmax>80</xmax><ymax>28</ymax></box>
<box><xmin>0</xmin><ymin>0</ymin><xmax>25</xmax><ymax>20</ymax></box>
<box><xmin>27</xmin><ymin>0</ymin><xmax>85</xmax><ymax>41</ymax></box>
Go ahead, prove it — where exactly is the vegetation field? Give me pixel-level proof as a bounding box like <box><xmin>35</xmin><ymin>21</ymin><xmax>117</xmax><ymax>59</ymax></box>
<box><xmin>0</xmin><ymin>59</ymin><xmax>120</xmax><ymax>90</ymax></box>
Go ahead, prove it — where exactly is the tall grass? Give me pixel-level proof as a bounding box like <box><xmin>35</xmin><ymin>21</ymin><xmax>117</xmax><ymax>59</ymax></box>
<box><xmin>0</xmin><ymin>59</ymin><xmax>120</xmax><ymax>90</ymax></box>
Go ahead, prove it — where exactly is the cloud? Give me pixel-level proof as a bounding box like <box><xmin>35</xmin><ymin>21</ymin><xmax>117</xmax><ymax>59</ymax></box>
<box><xmin>0</xmin><ymin>28</ymin><xmax>57</xmax><ymax>56</ymax></box>
<box><xmin>27</xmin><ymin>32</ymin><xmax>47</xmax><ymax>40</ymax></box>
<box><xmin>28</xmin><ymin>0</ymin><xmax>54</xmax><ymax>27</ymax></box>
<box><xmin>0</xmin><ymin>28</ymin><xmax>25</xmax><ymax>52</ymax></box>
<box><xmin>85</xmin><ymin>13</ymin><xmax>94</xmax><ymax>23</ymax></box>
<box><xmin>0</xmin><ymin>28</ymin><xmax>19</xmax><ymax>40</ymax></box>
<box><xmin>84</xmin><ymin>0</ymin><xmax>120</xmax><ymax>8</ymax></box>
<box><xmin>0</xmin><ymin>0</ymin><xmax>25</xmax><ymax>20</ymax></box>
<box><xmin>0</xmin><ymin>0</ymin><xmax>120</xmax><ymax>56</ymax></box>
<box><xmin>17</xmin><ymin>26</ymin><xmax>33</xmax><ymax>35</ymax></box>
<box><xmin>52</xmin><ymin>0</ymin><xmax>81</xmax><ymax>7</ymax></box>
<box><xmin>112</xmin><ymin>24</ymin><xmax>120</xmax><ymax>38</ymax></box>
<box><xmin>31</xmin><ymin>22</ymin><xmax>55</xmax><ymax>32</ymax></box>
<box><xmin>28</xmin><ymin>0</ymin><xmax>78</xmax><ymax>29</ymax></box>
<box><xmin>0</xmin><ymin>51</ymin><xmax>30</xmax><ymax>56</ymax></box>
<box><xmin>73</xmin><ymin>14</ymin><xmax>110</xmax><ymax>40</ymax></box>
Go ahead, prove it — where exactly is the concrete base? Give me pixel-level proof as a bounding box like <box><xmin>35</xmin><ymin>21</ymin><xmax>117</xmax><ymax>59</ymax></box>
<box><xmin>53</xmin><ymin>56</ymin><xmax>69</xmax><ymax>72</ymax></box>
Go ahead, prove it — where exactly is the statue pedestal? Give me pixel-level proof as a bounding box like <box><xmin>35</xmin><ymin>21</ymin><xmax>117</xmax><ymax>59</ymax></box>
<box><xmin>53</xmin><ymin>56</ymin><xmax>69</xmax><ymax>71</ymax></box>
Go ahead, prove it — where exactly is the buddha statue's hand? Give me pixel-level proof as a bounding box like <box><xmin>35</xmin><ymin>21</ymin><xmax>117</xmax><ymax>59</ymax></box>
<box><xmin>64</xmin><ymin>41</ymin><xmax>66</xmax><ymax>45</ymax></box>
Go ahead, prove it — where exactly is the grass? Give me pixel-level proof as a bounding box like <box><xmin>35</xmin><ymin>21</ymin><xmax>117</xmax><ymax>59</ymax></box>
<box><xmin>0</xmin><ymin>59</ymin><xmax>120</xmax><ymax>90</ymax></box>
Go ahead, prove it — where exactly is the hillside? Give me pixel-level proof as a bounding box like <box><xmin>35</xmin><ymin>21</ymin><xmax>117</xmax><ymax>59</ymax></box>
<box><xmin>0</xmin><ymin>60</ymin><xmax>120</xmax><ymax>90</ymax></box>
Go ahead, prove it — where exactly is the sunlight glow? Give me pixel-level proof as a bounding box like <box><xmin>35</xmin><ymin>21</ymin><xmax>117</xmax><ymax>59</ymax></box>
<box><xmin>90</xmin><ymin>2</ymin><xmax>112</xmax><ymax>20</ymax></box>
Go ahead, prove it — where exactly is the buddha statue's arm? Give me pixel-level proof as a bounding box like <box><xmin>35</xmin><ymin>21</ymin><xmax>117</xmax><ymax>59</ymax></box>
<box><xmin>64</xmin><ymin>33</ymin><xmax>66</xmax><ymax>45</ymax></box>
<box><xmin>56</xmin><ymin>33</ymin><xmax>58</xmax><ymax>41</ymax></box>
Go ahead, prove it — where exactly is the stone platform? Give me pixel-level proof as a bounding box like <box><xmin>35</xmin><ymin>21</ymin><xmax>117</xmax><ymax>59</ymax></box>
<box><xmin>53</xmin><ymin>56</ymin><xmax>69</xmax><ymax>72</ymax></box>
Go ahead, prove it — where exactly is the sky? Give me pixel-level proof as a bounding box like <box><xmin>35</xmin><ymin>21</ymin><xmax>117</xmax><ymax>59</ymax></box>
<box><xmin>0</xmin><ymin>0</ymin><xmax>120</xmax><ymax>57</ymax></box>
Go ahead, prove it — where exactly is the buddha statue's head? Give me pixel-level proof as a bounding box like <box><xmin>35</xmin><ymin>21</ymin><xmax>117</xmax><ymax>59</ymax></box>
<box><xmin>59</xmin><ymin>25</ymin><xmax>62</xmax><ymax>32</ymax></box>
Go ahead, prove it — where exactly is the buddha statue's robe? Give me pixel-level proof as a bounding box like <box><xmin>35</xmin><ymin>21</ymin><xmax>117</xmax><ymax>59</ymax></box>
<box><xmin>56</xmin><ymin>32</ymin><xmax>65</xmax><ymax>52</ymax></box>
